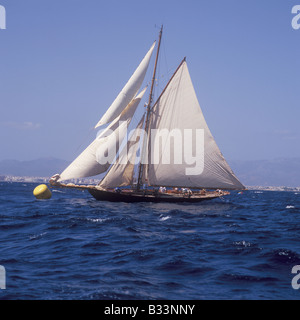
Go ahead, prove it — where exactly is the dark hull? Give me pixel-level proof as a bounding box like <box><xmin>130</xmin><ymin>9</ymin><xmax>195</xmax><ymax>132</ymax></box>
<box><xmin>88</xmin><ymin>188</ymin><xmax>226</xmax><ymax>203</ymax></box>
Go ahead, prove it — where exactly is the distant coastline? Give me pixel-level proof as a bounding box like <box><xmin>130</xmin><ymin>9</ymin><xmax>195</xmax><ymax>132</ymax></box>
<box><xmin>245</xmin><ymin>185</ymin><xmax>300</xmax><ymax>192</ymax></box>
<box><xmin>0</xmin><ymin>175</ymin><xmax>98</xmax><ymax>185</ymax></box>
<box><xmin>1</xmin><ymin>157</ymin><xmax>300</xmax><ymax>189</ymax></box>
<box><xmin>1</xmin><ymin>175</ymin><xmax>299</xmax><ymax>192</ymax></box>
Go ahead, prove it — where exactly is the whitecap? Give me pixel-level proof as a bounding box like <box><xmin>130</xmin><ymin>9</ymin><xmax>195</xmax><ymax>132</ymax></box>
<box><xmin>159</xmin><ymin>215</ymin><xmax>171</xmax><ymax>221</ymax></box>
<box><xmin>286</xmin><ymin>205</ymin><xmax>295</xmax><ymax>209</ymax></box>
<box><xmin>29</xmin><ymin>232</ymin><xmax>47</xmax><ymax>240</ymax></box>
<box><xmin>87</xmin><ymin>218</ymin><xmax>107</xmax><ymax>223</ymax></box>
<box><xmin>234</xmin><ymin>240</ymin><xmax>251</xmax><ymax>247</ymax></box>
<box><xmin>278</xmin><ymin>251</ymin><xmax>289</xmax><ymax>256</ymax></box>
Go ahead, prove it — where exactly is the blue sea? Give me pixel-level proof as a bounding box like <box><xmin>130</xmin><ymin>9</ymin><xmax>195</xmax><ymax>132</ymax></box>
<box><xmin>0</xmin><ymin>181</ymin><xmax>300</xmax><ymax>300</ymax></box>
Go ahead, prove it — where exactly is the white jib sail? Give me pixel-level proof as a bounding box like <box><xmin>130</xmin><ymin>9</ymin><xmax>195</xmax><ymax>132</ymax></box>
<box><xmin>147</xmin><ymin>61</ymin><xmax>245</xmax><ymax>190</ymax></box>
<box><xmin>58</xmin><ymin>88</ymin><xmax>147</xmax><ymax>182</ymax></box>
<box><xmin>94</xmin><ymin>42</ymin><xmax>155</xmax><ymax>128</ymax></box>
<box><xmin>99</xmin><ymin>114</ymin><xmax>145</xmax><ymax>188</ymax></box>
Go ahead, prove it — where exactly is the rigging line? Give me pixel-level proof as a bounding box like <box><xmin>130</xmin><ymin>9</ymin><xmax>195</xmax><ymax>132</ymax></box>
<box><xmin>73</xmin><ymin>126</ymin><xmax>95</xmax><ymax>157</ymax></box>
<box><xmin>150</xmin><ymin>57</ymin><xmax>186</xmax><ymax>112</ymax></box>
<box><xmin>156</xmin><ymin>39</ymin><xmax>181</xmax><ymax>97</ymax></box>
<box><xmin>137</xmin><ymin>25</ymin><xmax>163</xmax><ymax>190</ymax></box>
<box><xmin>162</xmin><ymin>32</ymin><xmax>169</xmax><ymax>82</ymax></box>
<box><xmin>152</xmin><ymin>41</ymin><xmax>163</xmax><ymax>104</ymax></box>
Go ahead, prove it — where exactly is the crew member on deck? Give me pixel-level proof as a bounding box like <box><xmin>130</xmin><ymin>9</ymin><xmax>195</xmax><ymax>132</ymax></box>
<box><xmin>159</xmin><ymin>186</ymin><xmax>166</xmax><ymax>193</ymax></box>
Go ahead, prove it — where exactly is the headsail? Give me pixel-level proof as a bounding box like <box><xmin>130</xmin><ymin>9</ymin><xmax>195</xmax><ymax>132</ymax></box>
<box><xmin>94</xmin><ymin>42</ymin><xmax>156</xmax><ymax>128</ymax></box>
<box><xmin>146</xmin><ymin>60</ymin><xmax>245</xmax><ymax>190</ymax></box>
<box><xmin>99</xmin><ymin>114</ymin><xmax>145</xmax><ymax>188</ymax></box>
<box><xmin>58</xmin><ymin>88</ymin><xmax>147</xmax><ymax>182</ymax></box>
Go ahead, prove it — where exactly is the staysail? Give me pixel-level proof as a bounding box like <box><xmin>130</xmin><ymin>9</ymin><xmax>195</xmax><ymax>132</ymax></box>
<box><xmin>146</xmin><ymin>60</ymin><xmax>245</xmax><ymax>190</ymax></box>
<box><xmin>58</xmin><ymin>88</ymin><xmax>147</xmax><ymax>182</ymax></box>
<box><xmin>94</xmin><ymin>42</ymin><xmax>156</xmax><ymax>128</ymax></box>
<box><xmin>99</xmin><ymin>114</ymin><xmax>145</xmax><ymax>188</ymax></box>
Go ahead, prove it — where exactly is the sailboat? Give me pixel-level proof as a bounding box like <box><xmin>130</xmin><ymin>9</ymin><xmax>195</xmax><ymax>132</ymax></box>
<box><xmin>49</xmin><ymin>27</ymin><xmax>245</xmax><ymax>203</ymax></box>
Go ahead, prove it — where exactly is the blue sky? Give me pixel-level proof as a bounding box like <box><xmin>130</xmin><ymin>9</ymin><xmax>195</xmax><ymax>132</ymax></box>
<box><xmin>0</xmin><ymin>0</ymin><xmax>299</xmax><ymax>162</ymax></box>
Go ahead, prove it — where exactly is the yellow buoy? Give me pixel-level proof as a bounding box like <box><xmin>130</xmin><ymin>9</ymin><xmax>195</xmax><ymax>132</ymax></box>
<box><xmin>33</xmin><ymin>184</ymin><xmax>52</xmax><ymax>200</ymax></box>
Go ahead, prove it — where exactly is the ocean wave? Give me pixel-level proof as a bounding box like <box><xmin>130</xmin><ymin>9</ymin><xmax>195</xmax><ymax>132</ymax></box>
<box><xmin>159</xmin><ymin>215</ymin><xmax>171</xmax><ymax>221</ymax></box>
<box><xmin>263</xmin><ymin>248</ymin><xmax>300</xmax><ymax>265</ymax></box>
<box><xmin>1</xmin><ymin>182</ymin><xmax>300</xmax><ymax>300</ymax></box>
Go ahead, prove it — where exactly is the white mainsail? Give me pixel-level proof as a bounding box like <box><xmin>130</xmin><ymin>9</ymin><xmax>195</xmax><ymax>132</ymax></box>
<box><xmin>100</xmin><ymin>114</ymin><xmax>145</xmax><ymax>188</ymax></box>
<box><xmin>146</xmin><ymin>60</ymin><xmax>244</xmax><ymax>190</ymax></box>
<box><xmin>94</xmin><ymin>42</ymin><xmax>156</xmax><ymax>128</ymax></box>
<box><xmin>58</xmin><ymin>88</ymin><xmax>147</xmax><ymax>182</ymax></box>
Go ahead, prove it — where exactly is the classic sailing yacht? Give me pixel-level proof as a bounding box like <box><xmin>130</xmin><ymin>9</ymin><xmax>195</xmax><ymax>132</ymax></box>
<box><xmin>49</xmin><ymin>27</ymin><xmax>245</xmax><ymax>202</ymax></box>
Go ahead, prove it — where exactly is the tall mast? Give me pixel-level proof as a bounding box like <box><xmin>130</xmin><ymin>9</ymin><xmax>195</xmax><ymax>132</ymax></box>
<box><xmin>136</xmin><ymin>25</ymin><xmax>163</xmax><ymax>191</ymax></box>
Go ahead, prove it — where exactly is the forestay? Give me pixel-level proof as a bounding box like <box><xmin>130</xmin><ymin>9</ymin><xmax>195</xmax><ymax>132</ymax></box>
<box><xmin>58</xmin><ymin>88</ymin><xmax>147</xmax><ymax>182</ymax></box>
<box><xmin>94</xmin><ymin>42</ymin><xmax>155</xmax><ymax>128</ymax></box>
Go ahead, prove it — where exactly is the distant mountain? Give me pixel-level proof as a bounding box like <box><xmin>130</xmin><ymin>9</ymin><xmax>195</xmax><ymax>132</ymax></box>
<box><xmin>0</xmin><ymin>157</ymin><xmax>70</xmax><ymax>177</ymax></box>
<box><xmin>0</xmin><ymin>157</ymin><xmax>299</xmax><ymax>187</ymax></box>
<box><xmin>229</xmin><ymin>158</ymin><xmax>300</xmax><ymax>188</ymax></box>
